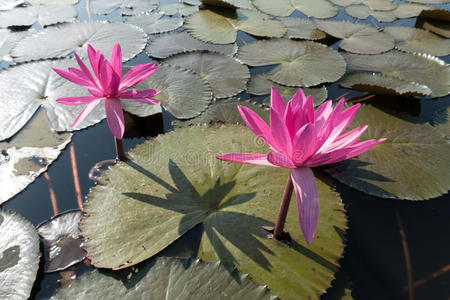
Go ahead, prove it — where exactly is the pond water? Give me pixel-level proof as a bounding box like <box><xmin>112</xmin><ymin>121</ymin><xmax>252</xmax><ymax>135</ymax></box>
<box><xmin>0</xmin><ymin>0</ymin><xmax>449</xmax><ymax>299</ymax></box>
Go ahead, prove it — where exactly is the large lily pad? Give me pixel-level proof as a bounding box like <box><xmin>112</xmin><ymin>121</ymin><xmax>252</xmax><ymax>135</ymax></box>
<box><xmin>160</xmin><ymin>2</ymin><xmax>199</xmax><ymax>16</ymax></box>
<box><xmin>253</xmin><ymin>0</ymin><xmax>338</xmax><ymax>19</ymax></box>
<box><xmin>124</xmin><ymin>13</ymin><xmax>183</xmax><ymax>35</ymax></box>
<box><xmin>329</xmin><ymin>0</ymin><xmax>360</xmax><ymax>6</ymax></box>
<box><xmin>0</xmin><ymin>29</ymin><xmax>27</xmax><ymax>64</ymax></box>
<box><xmin>343</xmin><ymin>51</ymin><xmax>450</xmax><ymax>97</ymax></box>
<box><xmin>392</xmin><ymin>3</ymin><xmax>435</xmax><ymax>19</ymax></box>
<box><xmin>80</xmin><ymin>124</ymin><xmax>347</xmax><ymax>299</ymax></box>
<box><xmin>37</xmin><ymin>210</ymin><xmax>85</xmax><ymax>273</ymax></box>
<box><xmin>200</xmin><ymin>0</ymin><xmax>253</xmax><ymax>9</ymax></box>
<box><xmin>237</xmin><ymin>39</ymin><xmax>346</xmax><ymax>87</ymax></box>
<box><xmin>11</xmin><ymin>21</ymin><xmax>147</xmax><ymax>63</ymax></box>
<box><xmin>184</xmin><ymin>8</ymin><xmax>286</xmax><ymax>44</ymax></box>
<box><xmin>0</xmin><ymin>210</ymin><xmax>40</xmax><ymax>300</ymax></box>
<box><xmin>0</xmin><ymin>109</ymin><xmax>71</xmax><ymax>204</ymax></box>
<box><xmin>164</xmin><ymin>52</ymin><xmax>250</xmax><ymax>98</ymax></box>
<box><xmin>146</xmin><ymin>31</ymin><xmax>237</xmax><ymax>59</ymax></box>
<box><xmin>325</xmin><ymin>104</ymin><xmax>450</xmax><ymax>200</ymax></box>
<box><xmin>53</xmin><ymin>257</ymin><xmax>274</xmax><ymax>299</ymax></box>
<box><xmin>0</xmin><ymin>0</ymin><xmax>24</xmax><ymax>11</ymax></box>
<box><xmin>313</xmin><ymin>20</ymin><xmax>395</xmax><ymax>54</ymax></box>
<box><xmin>339</xmin><ymin>72</ymin><xmax>432</xmax><ymax>96</ymax></box>
<box><xmin>90</xmin><ymin>0</ymin><xmax>158</xmax><ymax>15</ymax></box>
<box><xmin>280</xmin><ymin>17</ymin><xmax>326</xmax><ymax>40</ymax></box>
<box><xmin>384</xmin><ymin>26</ymin><xmax>450</xmax><ymax>57</ymax></box>
<box><xmin>345</xmin><ymin>4</ymin><xmax>396</xmax><ymax>22</ymax></box>
<box><xmin>361</xmin><ymin>0</ymin><xmax>397</xmax><ymax>11</ymax></box>
<box><xmin>0</xmin><ymin>5</ymin><xmax>77</xmax><ymax>28</ymax></box>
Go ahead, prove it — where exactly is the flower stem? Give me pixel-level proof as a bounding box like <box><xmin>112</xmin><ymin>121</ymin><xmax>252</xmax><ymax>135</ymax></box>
<box><xmin>273</xmin><ymin>173</ymin><xmax>293</xmax><ymax>240</ymax></box>
<box><xmin>115</xmin><ymin>137</ymin><xmax>126</xmax><ymax>161</ymax></box>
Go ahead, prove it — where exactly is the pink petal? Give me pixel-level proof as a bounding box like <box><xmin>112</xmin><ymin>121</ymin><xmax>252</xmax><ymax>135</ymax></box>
<box><xmin>291</xmin><ymin>167</ymin><xmax>319</xmax><ymax>244</ymax></box>
<box><xmin>104</xmin><ymin>98</ymin><xmax>125</xmax><ymax>139</ymax></box>
<box><xmin>302</xmin><ymin>95</ymin><xmax>314</xmax><ymax>124</ymax></box>
<box><xmin>52</xmin><ymin>68</ymin><xmax>94</xmax><ymax>89</ymax></box>
<box><xmin>74</xmin><ymin>52</ymin><xmax>100</xmax><ymax>89</ymax></box>
<box><xmin>316</xmin><ymin>99</ymin><xmax>346</xmax><ymax>147</ymax></box>
<box><xmin>237</xmin><ymin>105</ymin><xmax>275</xmax><ymax>148</ymax></box>
<box><xmin>322</xmin><ymin>125</ymin><xmax>368</xmax><ymax>153</ymax></box>
<box><xmin>267</xmin><ymin>152</ymin><xmax>296</xmax><ymax>168</ymax></box>
<box><xmin>87</xmin><ymin>45</ymin><xmax>102</xmax><ymax>81</ymax></box>
<box><xmin>314</xmin><ymin>100</ymin><xmax>333</xmax><ymax>132</ymax></box>
<box><xmin>270</xmin><ymin>87</ymin><xmax>286</xmax><ymax>115</ymax></box>
<box><xmin>290</xmin><ymin>88</ymin><xmax>306</xmax><ymax>108</ymax></box>
<box><xmin>292</xmin><ymin>123</ymin><xmax>317</xmax><ymax>164</ymax></box>
<box><xmin>109</xmin><ymin>43</ymin><xmax>122</xmax><ymax>77</ymax></box>
<box><xmin>216</xmin><ymin>153</ymin><xmax>277</xmax><ymax>167</ymax></box>
<box><xmin>98</xmin><ymin>55</ymin><xmax>120</xmax><ymax>95</ymax></box>
<box><xmin>119</xmin><ymin>63</ymin><xmax>158</xmax><ymax>91</ymax></box>
<box><xmin>56</xmin><ymin>96</ymin><xmax>98</xmax><ymax>105</ymax></box>
<box><xmin>270</xmin><ymin>106</ymin><xmax>292</xmax><ymax>155</ymax></box>
<box><xmin>72</xmin><ymin>98</ymin><xmax>102</xmax><ymax>128</ymax></box>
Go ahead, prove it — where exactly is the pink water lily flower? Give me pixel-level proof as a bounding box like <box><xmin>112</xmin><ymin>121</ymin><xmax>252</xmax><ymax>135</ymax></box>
<box><xmin>217</xmin><ymin>87</ymin><xmax>385</xmax><ymax>244</ymax></box>
<box><xmin>52</xmin><ymin>43</ymin><xmax>160</xmax><ymax>139</ymax></box>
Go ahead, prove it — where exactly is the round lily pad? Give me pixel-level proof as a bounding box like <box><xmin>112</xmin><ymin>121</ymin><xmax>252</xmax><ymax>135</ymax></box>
<box><xmin>0</xmin><ymin>210</ymin><xmax>40</xmax><ymax>300</ymax></box>
<box><xmin>313</xmin><ymin>20</ymin><xmax>395</xmax><ymax>54</ymax></box>
<box><xmin>201</xmin><ymin>0</ymin><xmax>253</xmax><ymax>9</ymax></box>
<box><xmin>90</xmin><ymin>0</ymin><xmax>158</xmax><ymax>15</ymax></box>
<box><xmin>361</xmin><ymin>0</ymin><xmax>397</xmax><ymax>11</ymax></box>
<box><xmin>384</xmin><ymin>26</ymin><xmax>450</xmax><ymax>57</ymax></box>
<box><xmin>0</xmin><ymin>29</ymin><xmax>27</xmax><ymax>64</ymax></box>
<box><xmin>329</xmin><ymin>0</ymin><xmax>360</xmax><ymax>6</ymax></box>
<box><xmin>0</xmin><ymin>109</ymin><xmax>71</xmax><ymax>204</ymax></box>
<box><xmin>392</xmin><ymin>3</ymin><xmax>435</xmax><ymax>19</ymax></box>
<box><xmin>80</xmin><ymin>124</ymin><xmax>347</xmax><ymax>299</ymax></box>
<box><xmin>124</xmin><ymin>13</ymin><xmax>183</xmax><ymax>35</ymax></box>
<box><xmin>160</xmin><ymin>2</ymin><xmax>199</xmax><ymax>16</ymax></box>
<box><xmin>53</xmin><ymin>257</ymin><xmax>274</xmax><ymax>299</ymax></box>
<box><xmin>345</xmin><ymin>4</ymin><xmax>396</xmax><ymax>22</ymax></box>
<box><xmin>339</xmin><ymin>72</ymin><xmax>432</xmax><ymax>96</ymax></box>
<box><xmin>37</xmin><ymin>210</ymin><xmax>85</xmax><ymax>273</ymax></box>
<box><xmin>237</xmin><ymin>39</ymin><xmax>346</xmax><ymax>87</ymax></box>
<box><xmin>343</xmin><ymin>50</ymin><xmax>450</xmax><ymax>97</ymax></box>
<box><xmin>0</xmin><ymin>5</ymin><xmax>77</xmax><ymax>28</ymax></box>
<box><xmin>131</xmin><ymin>64</ymin><xmax>212</xmax><ymax>119</ymax></box>
<box><xmin>324</xmin><ymin>104</ymin><xmax>450</xmax><ymax>200</ymax></box>
<box><xmin>11</xmin><ymin>21</ymin><xmax>147</xmax><ymax>63</ymax></box>
<box><xmin>184</xmin><ymin>8</ymin><xmax>286</xmax><ymax>44</ymax></box>
<box><xmin>253</xmin><ymin>0</ymin><xmax>338</xmax><ymax>18</ymax></box>
<box><xmin>280</xmin><ymin>17</ymin><xmax>327</xmax><ymax>40</ymax></box>
<box><xmin>164</xmin><ymin>52</ymin><xmax>250</xmax><ymax>98</ymax></box>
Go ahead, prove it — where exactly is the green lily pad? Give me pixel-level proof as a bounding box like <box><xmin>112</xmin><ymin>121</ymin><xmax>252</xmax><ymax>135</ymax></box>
<box><xmin>0</xmin><ymin>109</ymin><xmax>71</xmax><ymax>204</ymax></box>
<box><xmin>345</xmin><ymin>4</ymin><xmax>396</xmax><ymax>22</ymax></box>
<box><xmin>343</xmin><ymin>50</ymin><xmax>450</xmax><ymax>97</ymax></box>
<box><xmin>124</xmin><ymin>13</ymin><xmax>183</xmax><ymax>35</ymax></box>
<box><xmin>0</xmin><ymin>5</ymin><xmax>77</xmax><ymax>28</ymax></box>
<box><xmin>417</xmin><ymin>9</ymin><xmax>450</xmax><ymax>38</ymax></box>
<box><xmin>361</xmin><ymin>0</ymin><xmax>397</xmax><ymax>11</ymax></box>
<box><xmin>146</xmin><ymin>31</ymin><xmax>237</xmax><ymax>59</ymax></box>
<box><xmin>313</xmin><ymin>20</ymin><xmax>395</xmax><ymax>54</ymax></box>
<box><xmin>37</xmin><ymin>210</ymin><xmax>85</xmax><ymax>273</ymax></box>
<box><xmin>0</xmin><ymin>0</ymin><xmax>24</xmax><ymax>11</ymax></box>
<box><xmin>0</xmin><ymin>29</ymin><xmax>27</xmax><ymax>64</ymax></box>
<box><xmin>160</xmin><ymin>2</ymin><xmax>199</xmax><ymax>16</ymax></box>
<box><xmin>392</xmin><ymin>3</ymin><xmax>435</xmax><ymax>19</ymax></box>
<box><xmin>201</xmin><ymin>0</ymin><xmax>254</xmax><ymax>9</ymax></box>
<box><xmin>324</xmin><ymin>104</ymin><xmax>450</xmax><ymax>200</ymax></box>
<box><xmin>28</xmin><ymin>0</ymin><xmax>79</xmax><ymax>4</ymax></box>
<box><xmin>53</xmin><ymin>257</ymin><xmax>274</xmax><ymax>299</ymax></box>
<box><xmin>90</xmin><ymin>0</ymin><xmax>158</xmax><ymax>15</ymax></box>
<box><xmin>237</xmin><ymin>39</ymin><xmax>346</xmax><ymax>87</ymax></box>
<box><xmin>164</xmin><ymin>52</ymin><xmax>250</xmax><ymax>98</ymax></box>
<box><xmin>339</xmin><ymin>72</ymin><xmax>432</xmax><ymax>96</ymax></box>
<box><xmin>184</xmin><ymin>8</ymin><xmax>286</xmax><ymax>44</ymax></box>
<box><xmin>174</xmin><ymin>98</ymin><xmax>270</xmax><ymax>127</ymax></box>
<box><xmin>248</xmin><ymin>73</ymin><xmax>327</xmax><ymax>106</ymax></box>
<box><xmin>11</xmin><ymin>21</ymin><xmax>147</xmax><ymax>63</ymax></box>
<box><xmin>280</xmin><ymin>17</ymin><xmax>327</xmax><ymax>40</ymax></box>
<box><xmin>407</xmin><ymin>0</ymin><xmax>449</xmax><ymax>3</ymax></box>
<box><xmin>329</xmin><ymin>0</ymin><xmax>360</xmax><ymax>6</ymax></box>
<box><xmin>253</xmin><ymin>0</ymin><xmax>338</xmax><ymax>19</ymax></box>
<box><xmin>0</xmin><ymin>210</ymin><xmax>40</xmax><ymax>299</ymax></box>
<box><xmin>80</xmin><ymin>124</ymin><xmax>347</xmax><ymax>299</ymax></box>
<box><xmin>130</xmin><ymin>64</ymin><xmax>212</xmax><ymax>119</ymax></box>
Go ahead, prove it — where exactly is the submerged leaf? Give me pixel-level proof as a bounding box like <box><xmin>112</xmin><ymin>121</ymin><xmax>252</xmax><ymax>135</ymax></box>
<box><xmin>184</xmin><ymin>8</ymin><xmax>286</xmax><ymax>44</ymax></box>
<box><xmin>253</xmin><ymin>0</ymin><xmax>338</xmax><ymax>18</ymax></box>
<box><xmin>90</xmin><ymin>0</ymin><xmax>158</xmax><ymax>15</ymax></box>
<box><xmin>237</xmin><ymin>39</ymin><xmax>346</xmax><ymax>87</ymax></box>
<box><xmin>0</xmin><ymin>210</ymin><xmax>40</xmax><ymax>299</ymax></box>
<box><xmin>11</xmin><ymin>21</ymin><xmax>147</xmax><ymax>63</ymax></box>
<box><xmin>280</xmin><ymin>17</ymin><xmax>327</xmax><ymax>40</ymax></box>
<box><xmin>164</xmin><ymin>52</ymin><xmax>249</xmax><ymax>98</ymax></box>
<box><xmin>0</xmin><ymin>5</ymin><xmax>77</xmax><ymax>28</ymax></box>
<box><xmin>81</xmin><ymin>124</ymin><xmax>347</xmax><ymax>299</ymax></box>
<box><xmin>146</xmin><ymin>31</ymin><xmax>237</xmax><ymax>59</ymax></box>
<box><xmin>124</xmin><ymin>12</ymin><xmax>183</xmax><ymax>35</ymax></box>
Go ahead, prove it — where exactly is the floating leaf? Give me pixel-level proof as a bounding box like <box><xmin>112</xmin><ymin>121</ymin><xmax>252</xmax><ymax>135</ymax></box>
<box><xmin>201</xmin><ymin>0</ymin><xmax>253</xmax><ymax>9</ymax></box>
<box><xmin>343</xmin><ymin>51</ymin><xmax>450</xmax><ymax>97</ymax></box>
<box><xmin>329</xmin><ymin>0</ymin><xmax>360</xmax><ymax>6</ymax></box>
<box><xmin>313</xmin><ymin>20</ymin><xmax>395</xmax><ymax>54</ymax></box>
<box><xmin>417</xmin><ymin>9</ymin><xmax>450</xmax><ymax>38</ymax></box>
<box><xmin>237</xmin><ymin>39</ymin><xmax>346</xmax><ymax>87</ymax></box>
<box><xmin>184</xmin><ymin>8</ymin><xmax>286</xmax><ymax>44</ymax></box>
<box><xmin>392</xmin><ymin>3</ymin><xmax>435</xmax><ymax>19</ymax></box>
<box><xmin>361</xmin><ymin>0</ymin><xmax>397</xmax><ymax>11</ymax></box>
<box><xmin>0</xmin><ymin>29</ymin><xmax>27</xmax><ymax>64</ymax></box>
<box><xmin>164</xmin><ymin>52</ymin><xmax>249</xmax><ymax>98</ymax></box>
<box><xmin>90</xmin><ymin>0</ymin><xmax>158</xmax><ymax>15</ymax></box>
<box><xmin>28</xmin><ymin>0</ymin><xmax>79</xmax><ymax>4</ymax></box>
<box><xmin>184</xmin><ymin>0</ymin><xmax>201</xmax><ymax>4</ymax></box>
<box><xmin>53</xmin><ymin>257</ymin><xmax>274</xmax><ymax>299</ymax></box>
<box><xmin>345</xmin><ymin>4</ymin><xmax>396</xmax><ymax>22</ymax></box>
<box><xmin>160</xmin><ymin>2</ymin><xmax>199</xmax><ymax>16</ymax></box>
<box><xmin>407</xmin><ymin>0</ymin><xmax>449</xmax><ymax>3</ymax></box>
<box><xmin>0</xmin><ymin>0</ymin><xmax>24</xmax><ymax>11</ymax></box>
<box><xmin>0</xmin><ymin>210</ymin><xmax>40</xmax><ymax>299</ymax></box>
<box><xmin>0</xmin><ymin>5</ymin><xmax>77</xmax><ymax>28</ymax></box>
<box><xmin>253</xmin><ymin>0</ymin><xmax>338</xmax><ymax>18</ymax></box>
<box><xmin>11</xmin><ymin>21</ymin><xmax>147</xmax><ymax>63</ymax></box>
<box><xmin>280</xmin><ymin>17</ymin><xmax>326</xmax><ymax>40</ymax></box>
<box><xmin>339</xmin><ymin>72</ymin><xmax>432</xmax><ymax>96</ymax></box>
<box><xmin>325</xmin><ymin>104</ymin><xmax>450</xmax><ymax>200</ymax></box>
<box><xmin>80</xmin><ymin>124</ymin><xmax>347</xmax><ymax>299</ymax></box>
<box><xmin>384</xmin><ymin>26</ymin><xmax>450</xmax><ymax>57</ymax></box>
<box><xmin>124</xmin><ymin>13</ymin><xmax>183</xmax><ymax>35</ymax></box>
<box><xmin>37</xmin><ymin>210</ymin><xmax>85</xmax><ymax>273</ymax></box>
